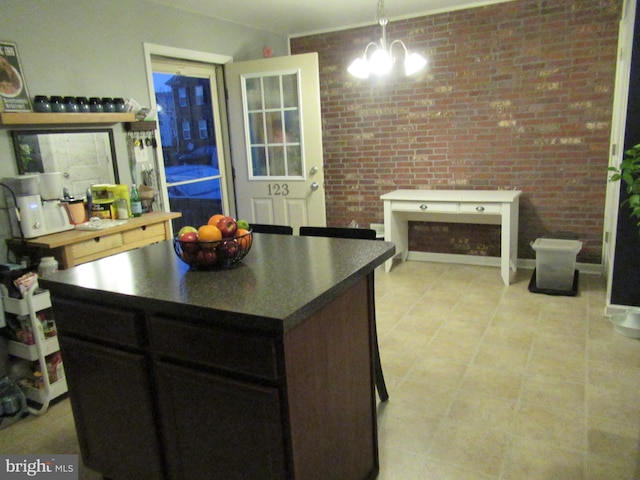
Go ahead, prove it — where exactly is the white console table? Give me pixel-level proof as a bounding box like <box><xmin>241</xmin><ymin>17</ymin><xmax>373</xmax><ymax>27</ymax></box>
<box><xmin>381</xmin><ymin>189</ymin><xmax>522</xmax><ymax>285</ymax></box>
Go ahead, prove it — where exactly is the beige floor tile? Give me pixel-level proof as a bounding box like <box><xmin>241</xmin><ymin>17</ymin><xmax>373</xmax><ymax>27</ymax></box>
<box><xmin>587</xmin><ymin>416</ymin><xmax>640</xmax><ymax>465</ymax></box>
<box><xmin>481</xmin><ymin>324</ymin><xmax>535</xmax><ymax>350</ymax></box>
<box><xmin>390</xmin><ymin>379</ymin><xmax>458</xmax><ymax>419</ymax></box>
<box><xmin>418</xmin><ymin>458</ymin><xmax>499</xmax><ymax>480</ymax></box>
<box><xmin>472</xmin><ymin>343</ymin><xmax>530</xmax><ymax>372</ymax></box>
<box><xmin>531</xmin><ymin>331</ymin><xmax>586</xmax><ymax>359</ymax></box>
<box><xmin>428</xmin><ymin>423</ymin><xmax>509</xmax><ymax>477</ymax></box>
<box><xmin>512</xmin><ymin>402</ymin><xmax>587</xmax><ymax>451</ymax></box>
<box><xmin>587</xmin><ymin>383</ymin><xmax>640</xmax><ymax>425</ymax></box>
<box><xmin>526</xmin><ymin>348</ymin><xmax>586</xmax><ymax>383</ymax></box>
<box><xmin>502</xmin><ymin>437</ymin><xmax>585</xmax><ymax>480</ymax></box>
<box><xmin>446</xmin><ymin>391</ymin><xmax>516</xmax><ymax>432</ymax></box>
<box><xmin>588</xmin><ymin>359</ymin><xmax>640</xmax><ymax>394</ymax></box>
<box><xmin>459</xmin><ymin>364</ymin><xmax>523</xmax><ymax>399</ymax></box>
<box><xmin>377</xmin><ymin>403</ymin><xmax>441</xmax><ymax>454</ymax></box>
<box><xmin>520</xmin><ymin>374</ymin><xmax>585</xmax><ymax>413</ymax></box>
<box><xmin>405</xmin><ymin>356</ymin><xmax>469</xmax><ymax>389</ymax></box>
<box><xmin>377</xmin><ymin>448</ymin><xmax>432</xmax><ymax>480</ymax></box>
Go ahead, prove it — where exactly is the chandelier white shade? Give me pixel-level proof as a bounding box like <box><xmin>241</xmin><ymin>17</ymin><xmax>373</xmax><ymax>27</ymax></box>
<box><xmin>348</xmin><ymin>0</ymin><xmax>427</xmax><ymax>79</ymax></box>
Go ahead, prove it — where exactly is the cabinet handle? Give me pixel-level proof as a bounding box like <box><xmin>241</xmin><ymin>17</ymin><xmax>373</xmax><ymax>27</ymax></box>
<box><xmin>419</xmin><ymin>204</ymin><xmax>428</xmax><ymax>210</ymax></box>
<box><xmin>476</xmin><ymin>206</ymin><xmax>485</xmax><ymax>212</ymax></box>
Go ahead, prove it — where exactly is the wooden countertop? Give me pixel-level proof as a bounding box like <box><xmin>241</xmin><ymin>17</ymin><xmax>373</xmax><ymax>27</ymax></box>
<box><xmin>12</xmin><ymin>212</ymin><xmax>181</xmax><ymax>248</ymax></box>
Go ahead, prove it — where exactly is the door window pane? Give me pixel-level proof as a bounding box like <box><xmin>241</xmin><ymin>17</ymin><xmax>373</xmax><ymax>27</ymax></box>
<box><xmin>281</xmin><ymin>74</ymin><xmax>298</xmax><ymax>108</ymax></box>
<box><xmin>263</xmin><ymin>76</ymin><xmax>281</xmax><ymax>109</ymax></box>
<box><xmin>245</xmin><ymin>78</ymin><xmax>262</xmax><ymax>110</ymax></box>
<box><xmin>251</xmin><ymin>146</ymin><xmax>267</xmax><ymax>176</ymax></box>
<box><xmin>242</xmin><ymin>72</ymin><xmax>303</xmax><ymax>179</ymax></box>
<box><xmin>268</xmin><ymin>146</ymin><xmax>285</xmax><ymax>176</ymax></box>
<box><xmin>266</xmin><ymin>111</ymin><xmax>282</xmax><ymax>144</ymax></box>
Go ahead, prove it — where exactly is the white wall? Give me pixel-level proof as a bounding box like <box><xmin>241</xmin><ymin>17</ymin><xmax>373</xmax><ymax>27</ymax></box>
<box><xmin>1</xmin><ymin>0</ymin><xmax>288</xmax><ymax>263</ymax></box>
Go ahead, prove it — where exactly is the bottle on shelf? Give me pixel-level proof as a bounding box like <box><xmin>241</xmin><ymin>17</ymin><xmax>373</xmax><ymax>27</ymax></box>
<box><xmin>130</xmin><ymin>184</ymin><xmax>143</xmax><ymax>217</ymax></box>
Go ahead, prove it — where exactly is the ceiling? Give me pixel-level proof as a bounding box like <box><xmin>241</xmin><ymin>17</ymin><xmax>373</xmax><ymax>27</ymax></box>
<box><xmin>148</xmin><ymin>0</ymin><xmax>513</xmax><ymax>37</ymax></box>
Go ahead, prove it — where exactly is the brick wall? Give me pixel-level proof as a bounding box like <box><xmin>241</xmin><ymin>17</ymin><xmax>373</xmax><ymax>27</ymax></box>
<box><xmin>290</xmin><ymin>0</ymin><xmax>622</xmax><ymax>263</ymax></box>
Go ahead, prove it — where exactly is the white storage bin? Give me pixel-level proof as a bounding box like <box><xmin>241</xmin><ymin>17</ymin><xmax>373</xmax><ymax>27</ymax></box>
<box><xmin>531</xmin><ymin>238</ymin><xmax>582</xmax><ymax>291</ymax></box>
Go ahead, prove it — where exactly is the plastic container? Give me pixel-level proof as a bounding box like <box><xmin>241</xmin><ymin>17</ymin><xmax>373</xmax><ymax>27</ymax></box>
<box><xmin>531</xmin><ymin>238</ymin><xmax>582</xmax><ymax>291</ymax></box>
<box><xmin>37</xmin><ymin>257</ymin><xmax>58</xmax><ymax>277</ymax></box>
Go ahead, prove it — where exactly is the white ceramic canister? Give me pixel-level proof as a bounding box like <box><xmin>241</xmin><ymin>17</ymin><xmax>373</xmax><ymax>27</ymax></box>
<box><xmin>37</xmin><ymin>256</ymin><xmax>58</xmax><ymax>277</ymax></box>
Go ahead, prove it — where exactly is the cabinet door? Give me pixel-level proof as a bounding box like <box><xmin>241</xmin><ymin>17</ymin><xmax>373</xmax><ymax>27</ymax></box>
<box><xmin>60</xmin><ymin>336</ymin><xmax>164</xmax><ymax>480</ymax></box>
<box><xmin>155</xmin><ymin>362</ymin><xmax>286</xmax><ymax>480</ymax></box>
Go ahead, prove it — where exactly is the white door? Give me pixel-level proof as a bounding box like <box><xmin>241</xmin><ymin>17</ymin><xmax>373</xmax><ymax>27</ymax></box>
<box><xmin>225</xmin><ymin>53</ymin><xmax>326</xmax><ymax>230</ymax></box>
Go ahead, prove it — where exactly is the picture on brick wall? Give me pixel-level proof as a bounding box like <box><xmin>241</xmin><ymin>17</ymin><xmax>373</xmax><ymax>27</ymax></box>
<box><xmin>0</xmin><ymin>41</ymin><xmax>31</xmax><ymax>112</ymax></box>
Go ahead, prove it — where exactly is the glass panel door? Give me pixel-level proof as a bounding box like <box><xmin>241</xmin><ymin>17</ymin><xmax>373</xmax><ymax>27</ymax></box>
<box><xmin>152</xmin><ymin>58</ymin><xmax>229</xmax><ymax>234</ymax></box>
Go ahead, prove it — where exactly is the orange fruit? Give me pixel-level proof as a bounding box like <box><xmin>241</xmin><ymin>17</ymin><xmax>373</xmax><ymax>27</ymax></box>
<box><xmin>208</xmin><ymin>214</ymin><xmax>225</xmax><ymax>226</ymax></box>
<box><xmin>198</xmin><ymin>224</ymin><xmax>222</xmax><ymax>242</ymax></box>
<box><xmin>236</xmin><ymin>228</ymin><xmax>252</xmax><ymax>250</ymax></box>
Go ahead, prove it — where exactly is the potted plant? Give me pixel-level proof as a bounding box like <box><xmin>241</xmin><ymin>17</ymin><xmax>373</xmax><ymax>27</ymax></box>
<box><xmin>608</xmin><ymin>143</ymin><xmax>640</xmax><ymax>337</ymax></box>
<box><xmin>609</xmin><ymin>143</ymin><xmax>640</xmax><ymax>228</ymax></box>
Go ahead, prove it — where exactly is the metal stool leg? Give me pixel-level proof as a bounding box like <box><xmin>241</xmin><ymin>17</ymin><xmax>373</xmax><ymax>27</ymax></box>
<box><xmin>369</xmin><ymin>274</ymin><xmax>389</xmax><ymax>402</ymax></box>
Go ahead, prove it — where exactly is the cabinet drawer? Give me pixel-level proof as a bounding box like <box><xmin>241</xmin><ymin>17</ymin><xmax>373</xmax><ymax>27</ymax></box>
<box><xmin>52</xmin><ymin>298</ymin><xmax>142</xmax><ymax>347</ymax></box>
<box><xmin>72</xmin><ymin>233</ymin><xmax>123</xmax><ymax>258</ymax></box>
<box><xmin>459</xmin><ymin>203</ymin><xmax>502</xmax><ymax>214</ymax></box>
<box><xmin>122</xmin><ymin>223</ymin><xmax>165</xmax><ymax>244</ymax></box>
<box><xmin>391</xmin><ymin>201</ymin><xmax>459</xmax><ymax>214</ymax></box>
<box><xmin>149</xmin><ymin>316</ymin><xmax>280</xmax><ymax>381</ymax></box>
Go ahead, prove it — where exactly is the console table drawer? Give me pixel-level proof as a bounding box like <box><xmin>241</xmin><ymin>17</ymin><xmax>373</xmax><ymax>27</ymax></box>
<box><xmin>122</xmin><ymin>223</ymin><xmax>165</xmax><ymax>244</ymax></box>
<box><xmin>459</xmin><ymin>203</ymin><xmax>502</xmax><ymax>214</ymax></box>
<box><xmin>391</xmin><ymin>201</ymin><xmax>459</xmax><ymax>214</ymax></box>
<box><xmin>72</xmin><ymin>233</ymin><xmax>124</xmax><ymax>258</ymax></box>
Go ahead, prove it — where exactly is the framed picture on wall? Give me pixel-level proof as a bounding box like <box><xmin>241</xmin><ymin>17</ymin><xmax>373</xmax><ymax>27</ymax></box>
<box><xmin>0</xmin><ymin>41</ymin><xmax>31</xmax><ymax>112</ymax></box>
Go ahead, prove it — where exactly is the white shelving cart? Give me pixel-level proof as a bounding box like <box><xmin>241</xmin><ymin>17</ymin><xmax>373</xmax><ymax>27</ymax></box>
<box><xmin>4</xmin><ymin>285</ymin><xmax>67</xmax><ymax>415</ymax></box>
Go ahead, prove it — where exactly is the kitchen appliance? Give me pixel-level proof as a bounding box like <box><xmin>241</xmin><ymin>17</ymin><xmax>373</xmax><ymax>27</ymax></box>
<box><xmin>4</xmin><ymin>174</ymin><xmax>74</xmax><ymax>239</ymax></box>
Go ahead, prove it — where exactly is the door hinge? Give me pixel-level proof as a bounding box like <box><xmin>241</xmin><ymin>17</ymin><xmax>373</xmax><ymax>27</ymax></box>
<box><xmin>611</xmin><ymin>144</ymin><xmax>617</xmax><ymax>157</ymax></box>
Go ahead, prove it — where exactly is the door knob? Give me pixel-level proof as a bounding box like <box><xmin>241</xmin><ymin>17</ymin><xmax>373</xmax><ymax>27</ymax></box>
<box><xmin>310</xmin><ymin>182</ymin><xmax>319</xmax><ymax>191</ymax></box>
<box><xmin>310</xmin><ymin>166</ymin><xmax>318</xmax><ymax>175</ymax></box>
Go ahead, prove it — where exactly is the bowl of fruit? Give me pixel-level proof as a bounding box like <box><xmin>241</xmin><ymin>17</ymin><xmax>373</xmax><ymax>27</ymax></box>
<box><xmin>174</xmin><ymin>214</ymin><xmax>253</xmax><ymax>270</ymax></box>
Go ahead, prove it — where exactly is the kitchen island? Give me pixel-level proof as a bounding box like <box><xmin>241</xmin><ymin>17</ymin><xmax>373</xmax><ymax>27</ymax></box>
<box><xmin>40</xmin><ymin>234</ymin><xmax>394</xmax><ymax>480</ymax></box>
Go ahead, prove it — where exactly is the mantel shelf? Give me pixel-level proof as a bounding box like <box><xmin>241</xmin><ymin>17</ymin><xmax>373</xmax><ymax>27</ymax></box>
<box><xmin>0</xmin><ymin>112</ymin><xmax>136</xmax><ymax>126</ymax></box>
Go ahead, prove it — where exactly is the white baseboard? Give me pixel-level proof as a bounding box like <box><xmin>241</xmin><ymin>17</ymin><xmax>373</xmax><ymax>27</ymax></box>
<box><xmin>405</xmin><ymin>251</ymin><xmax>604</xmax><ymax>276</ymax></box>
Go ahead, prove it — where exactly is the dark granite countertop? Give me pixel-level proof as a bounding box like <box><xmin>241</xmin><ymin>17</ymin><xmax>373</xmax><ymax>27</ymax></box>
<box><xmin>40</xmin><ymin>234</ymin><xmax>395</xmax><ymax>333</ymax></box>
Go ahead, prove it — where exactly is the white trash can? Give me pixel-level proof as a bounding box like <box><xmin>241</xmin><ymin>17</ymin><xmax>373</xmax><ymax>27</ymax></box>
<box><xmin>531</xmin><ymin>238</ymin><xmax>582</xmax><ymax>291</ymax></box>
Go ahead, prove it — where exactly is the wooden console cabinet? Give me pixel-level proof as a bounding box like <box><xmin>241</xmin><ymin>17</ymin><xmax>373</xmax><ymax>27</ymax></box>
<box><xmin>7</xmin><ymin>212</ymin><xmax>181</xmax><ymax>269</ymax></box>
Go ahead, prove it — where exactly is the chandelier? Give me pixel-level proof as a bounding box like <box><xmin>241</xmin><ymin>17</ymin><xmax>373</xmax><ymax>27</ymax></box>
<box><xmin>347</xmin><ymin>0</ymin><xmax>427</xmax><ymax>79</ymax></box>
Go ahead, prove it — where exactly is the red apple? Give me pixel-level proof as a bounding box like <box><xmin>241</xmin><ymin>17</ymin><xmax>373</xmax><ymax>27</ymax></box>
<box><xmin>196</xmin><ymin>248</ymin><xmax>218</xmax><ymax>266</ymax></box>
<box><xmin>216</xmin><ymin>216</ymin><xmax>237</xmax><ymax>237</ymax></box>
<box><xmin>179</xmin><ymin>231</ymin><xmax>199</xmax><ymax>253</ymax></box>
<box><xmin>220</xmin><ymin>239</ymin><xmax>239</xmax><ymax>258</ymax></box>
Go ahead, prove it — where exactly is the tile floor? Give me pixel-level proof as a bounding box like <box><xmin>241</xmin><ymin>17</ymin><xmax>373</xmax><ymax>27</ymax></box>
<box><xmin>1</xmin><ymin>261</ymin><xmax>639</xmax><ymax>479</ymax></box>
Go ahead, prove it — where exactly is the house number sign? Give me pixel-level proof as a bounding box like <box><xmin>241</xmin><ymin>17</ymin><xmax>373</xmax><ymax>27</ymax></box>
<box><xmin>268</xmin><ymin>184</ymin><xmax>290</xmax><ymax>196</ymax></box>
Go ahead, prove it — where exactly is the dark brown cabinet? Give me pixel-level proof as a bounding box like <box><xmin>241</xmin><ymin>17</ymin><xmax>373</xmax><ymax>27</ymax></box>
<box><xmin>156</xmin><ymin>363</ymin><xmax>285</xmax><ymax>479</ymax></box>
<box><xmin>59</xmin><ymin>337</ymin><xmax>163</xmax><ymax>480</ymax></box>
